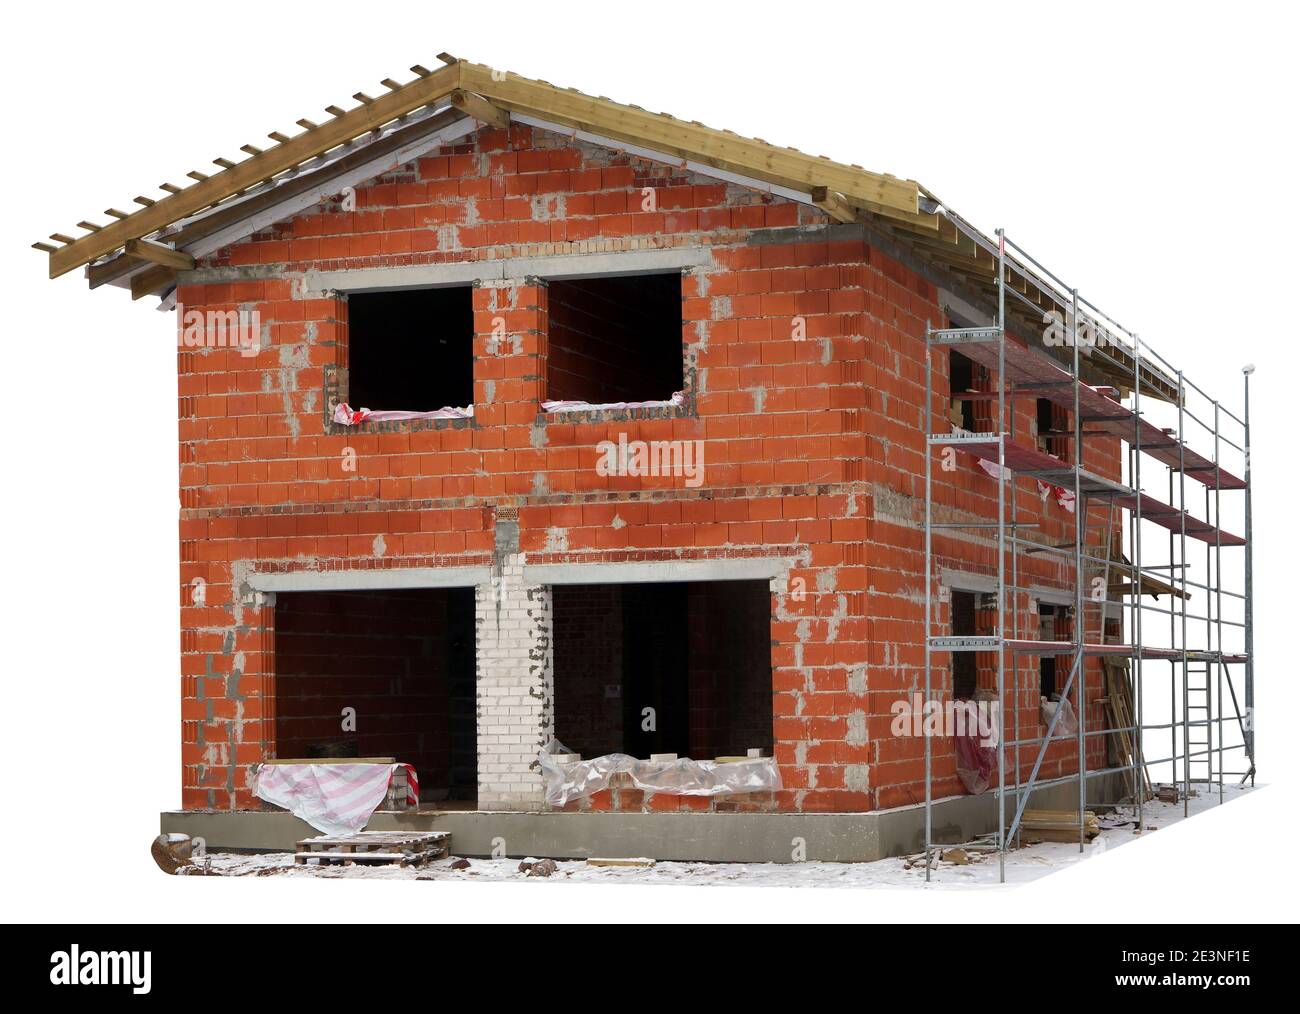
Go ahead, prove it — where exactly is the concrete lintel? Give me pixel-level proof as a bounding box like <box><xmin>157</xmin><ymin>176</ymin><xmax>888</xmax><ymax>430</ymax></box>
<box><xmin>941</xmin><ymin>568</ymin><xmax>998</xmax><ymax>595</ymax></box>
<box><xmin>1030</xmin><ymin>585</ymin><xmax>1075</xmax><ymax>607</ymax></box>
<box><xmin>304</xmin><ymin>260</ymin><xmax>485</xmax><ymax>294</ymax></box>
<box><xmin>510</xmin><ymin>246</ymin><xmax>710</xmax><ymax>280</ymax></box>
<box><xmin>944</xmin><ymin>571</ymin><xmax>1074</xmax><ymax>607</ymax></box>
<box><xmin>524</xmin><ymin>557</ymin><xmax>789</xmax><ymax>586</ymax></box>
<box><xmin>303</xmin><ymin>246</ymin><xmax>712</xmax><ymax>295</ymax></box>
<box><xmin>248</xmin><ymin>566</ymin><xmax>490</xmax><ymax>593</ymax></box>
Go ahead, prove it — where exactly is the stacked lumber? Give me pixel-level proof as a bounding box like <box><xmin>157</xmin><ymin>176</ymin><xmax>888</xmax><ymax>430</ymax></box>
<box><xmin>1102</xmin><ymin>658</ymin><xmax>1154</xmax><ymax>803</ymax></box>
<box><xmin>1019</xmin><ymin>810</ymin><xmax>1101</xmax><ymax>843</ymax></box>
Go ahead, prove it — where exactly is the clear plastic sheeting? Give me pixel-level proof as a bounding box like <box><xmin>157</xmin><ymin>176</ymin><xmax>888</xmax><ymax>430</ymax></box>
<box><xmin>1040</xmin><ymin>695</ymin><xmax>1078</xmax><ymax>739</ymax></box>
<box><xmin>541</xmin><ymin>390</ymin><xmax>686</xmax><ymax>414</ymax></box>
<box><xmin>538</xmin><ymin>739</ymin><xmax>781</xmax><ymax>807</ymax></box>
<box><xmin>332</xmin><ymin>402</ymin><xmax>473</xmax><ymax>425</ymax></box>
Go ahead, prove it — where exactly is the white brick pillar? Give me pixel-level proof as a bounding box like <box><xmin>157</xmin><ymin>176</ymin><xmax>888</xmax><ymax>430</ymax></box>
<box><xmin>475</xmin><ymin>553</ymin><xmax>554</xmax><ymax>809</ymax></box>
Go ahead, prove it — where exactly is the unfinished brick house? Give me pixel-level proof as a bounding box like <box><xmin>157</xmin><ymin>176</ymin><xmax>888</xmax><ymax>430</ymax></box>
<box><xmin>38</xmin><ymin>57</ymin><xmax>1248</xmax><ymax>863</ymax></box>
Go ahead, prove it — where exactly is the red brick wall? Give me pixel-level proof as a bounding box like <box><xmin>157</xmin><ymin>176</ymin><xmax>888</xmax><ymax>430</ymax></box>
<box><xmin>175</xmin><ymin>120</ymin><xmax>1118</xmax><ymax>813</ymax></box>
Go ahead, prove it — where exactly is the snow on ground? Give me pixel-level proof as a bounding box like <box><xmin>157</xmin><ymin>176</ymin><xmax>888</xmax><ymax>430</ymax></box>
<box><xmin>187</xmin><ymin>784</ymin><xmax>1255</xmax><ymax>889</ymax></box>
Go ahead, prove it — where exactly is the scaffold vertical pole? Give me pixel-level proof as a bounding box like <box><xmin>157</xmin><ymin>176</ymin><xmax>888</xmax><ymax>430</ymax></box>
<box><xmin>1242</xmin><ymin>365</ymin><xmax>1254</xmax><ymax>784</ymax></box>
<box><xmin>996</xmin><ymin>228</ymin><xmax>1007</xmax><ymax>884</ymax></box>
<box><xmin>1133</xmin><ymin>335</ymin><xmax>1144</xmax><ymax>833</ymax></box>
<box><xmin>1177</xmin><ymin>370</ymin><xmax>1190</xmax><ymax>817</ymax></box>
<box><xmin>1072</xmin><ymin>289</ymin><xmax>1086</xmax><ymax>850</ymax></box>
<box><xmin>924</xmin><ymin>324</ymin><xmax>933</xmax><ymax>882</ymax></box>
<box><xmin>1206</xmin><ymin>400</ymin><xmax>1216</xmax><ymax>806</ymax></box>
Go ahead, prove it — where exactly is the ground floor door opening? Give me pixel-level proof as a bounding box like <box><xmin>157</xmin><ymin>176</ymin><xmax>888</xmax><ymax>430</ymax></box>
<box><xmin>273</xmin><ymin>587</ymin><xmax>476</xmax><ymax>807</ymax></box>
<box><xmin>551</xmin><ymin>579</ymin><xmax>774</xmax><ymax>761</ymax></box>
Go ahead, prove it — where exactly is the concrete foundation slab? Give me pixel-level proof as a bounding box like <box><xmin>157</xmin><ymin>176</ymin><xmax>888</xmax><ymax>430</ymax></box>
<box><xmin>162</xmin><ymin>773</ymin><xmax>1125</xmax><ymax>863</ymax></box>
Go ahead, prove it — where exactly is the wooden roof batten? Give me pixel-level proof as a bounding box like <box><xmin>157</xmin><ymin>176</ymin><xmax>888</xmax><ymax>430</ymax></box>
<box><xmin>88</xmin><ymin>104</ymin><xmax>472</xmax><ymax>294</ymax></box>
<box><xmin>42</xmin><ymin>60</ymin><xmax>464</xmax><ymax>280</ymax></box>
<box><xmin>38</xmin><ymin>58</ymin><xmax>930</xmax><ymax>282</ymax></box>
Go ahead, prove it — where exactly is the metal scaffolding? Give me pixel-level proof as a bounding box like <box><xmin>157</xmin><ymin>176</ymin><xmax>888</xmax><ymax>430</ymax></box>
<box><xmin>921</xmin><ymin>228</ymin><xmax>1255</xmax><ymax>883</ymax></box>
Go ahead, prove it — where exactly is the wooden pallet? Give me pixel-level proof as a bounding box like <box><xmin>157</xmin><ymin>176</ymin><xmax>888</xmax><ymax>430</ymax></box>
<box><xmin>294</xmin><ymin>830</ymin><xmax>450</xmax><ymax>867</ymax></box>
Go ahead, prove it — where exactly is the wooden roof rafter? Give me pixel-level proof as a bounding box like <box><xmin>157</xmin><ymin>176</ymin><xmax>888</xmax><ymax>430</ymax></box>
<box><xmin>40</xmin><ymin>60</ymin><xmax>464</xmax><ymax>279</ymax></box>
<box><xmin>87</xmin><ymin>104</ymin><xmax>472</xmax><ymax>293</ymax></box>
<box><xmin>861</xmin><ymin>205</ymin><xmax>1181</xmax><ymax>402</ymax></box>
<box><xmin>448</xmin><ymin>89</ymin><xmax>510</xmax><ymax>129</ymax></box>
<box><xmin>39</xmin><ymin>56</ymin><xmax>930</xmax><ymax>286</ymax></box>
<box><xmin>31</xmin><ymin>54</ymin><xmax>1182</xmax><ymax>404</ymax></box>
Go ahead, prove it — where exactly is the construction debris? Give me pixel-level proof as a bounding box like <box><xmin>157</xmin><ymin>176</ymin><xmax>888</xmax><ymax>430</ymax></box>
<box><xmin>586</xmin><ymin>857</ymin><xmax>656</xmax><ymax>869</ymax></box>
<box><xmin>1155</xmin><ymin>784</ymin><xmax>1198</xmax><ymax>804</ymax></box>
<box><xmin>520</xmin><ymin>858</ymin><xmax>558</xmax><ymax>877</ymax></box>
<box><xmin>151</xmin><ymin>833</ymin><xmax>197</xmax><ymax>875</ymax></box>
<box><xmin>902</xmin><ymin>841</ymin><xmax>996</xmax><ymax>870</ymax></box>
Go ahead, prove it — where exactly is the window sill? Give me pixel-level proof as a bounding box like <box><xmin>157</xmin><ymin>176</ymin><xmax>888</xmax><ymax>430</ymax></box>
<box><xmin>325</xmin><ymin>403</ymin><xmax>475</xmax><ymax>436</ymax></box>
<box><xmin>538</xmin><ymin>391</ymin><xmax>692</xmax><ymax>425</ymax></box>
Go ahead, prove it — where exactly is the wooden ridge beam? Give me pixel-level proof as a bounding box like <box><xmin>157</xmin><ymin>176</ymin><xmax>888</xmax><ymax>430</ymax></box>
<box><xmin>461</xmin><ymin>63</ymin><xmax>919</xmax><ymax>216</ymax></box>
<box><xmin>46</xmin><ymin>61</ymin><xmax>462</xmax><ymax>279</ymax></box>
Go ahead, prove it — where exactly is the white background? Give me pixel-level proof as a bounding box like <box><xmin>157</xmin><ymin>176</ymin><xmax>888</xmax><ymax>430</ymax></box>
<box><xmin>1</xmin><ymin>0</ymin><xmax>1294</xmax><ymax>923</ymax></box>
